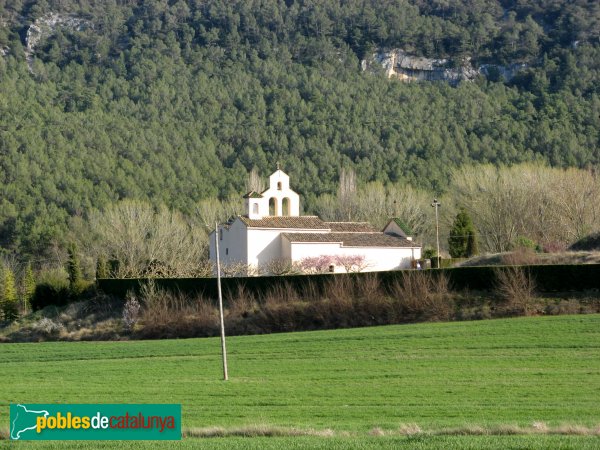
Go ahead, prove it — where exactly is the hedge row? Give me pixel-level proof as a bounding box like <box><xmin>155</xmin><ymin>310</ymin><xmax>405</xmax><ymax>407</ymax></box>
<box><xmin>97</xmin><ymin>264</ymin><xmax>600</xmax><ymax>302</ymax></box>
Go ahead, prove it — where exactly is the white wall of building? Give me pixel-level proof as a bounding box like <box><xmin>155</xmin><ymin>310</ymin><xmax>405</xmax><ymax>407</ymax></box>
<box><xmin>247</xmin><ymin>228</ymin><xmax>285</xmax><ymax>268</ymax></box>
<box><xmin>209</xmin><ymin>219</ymin><xmax>248</xmax><ymax>267</ymax></box>
<box><xmin>287</xmin><ymin>240</ymin><xmax>421</xmax><ymax>272</ymax></box>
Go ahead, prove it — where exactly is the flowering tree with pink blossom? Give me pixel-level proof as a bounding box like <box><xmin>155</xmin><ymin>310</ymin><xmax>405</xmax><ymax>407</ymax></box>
<box><xmin>299</xmin><ymin>254</ymin><xmax>368</xmax><ymax>273</ymax></box>
<box><xmin>333</xmin><ymin>254</ymin><xmax>368</xmax><ymax>273</ymax></box>
<box><xmin>299</xmin><ymin>255</ymin><xmax>334</xmax><ymax>273</ymax></box>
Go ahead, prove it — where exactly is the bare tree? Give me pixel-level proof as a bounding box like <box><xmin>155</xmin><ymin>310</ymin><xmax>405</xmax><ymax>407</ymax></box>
<box><xmin>450</xmin><ymin>163</ymin><xmax>600</xmax><ymax>252</ymax></box>
<box><xmin>315</xmin><ymin>178</ymin><xmax>434</xmax><ymax>240</ymax></box>
<box><xmin>246</xmin><ymin>166</ymin><xmax>265</xmax><ymax>193</ymax></box>
<box><xmin>89</xmin><ymin>200</ymin><xmax>208</xmax><ymax>278</ymax></box>
<box><xmin>338</xmin><ymin>167</ymin><xmax>358</xmax><ymax>221</ymax></box>
<box><xmin>195</xmin><ymin>197</ymin><xmax>243</xmax><ymax>230</ymax></box>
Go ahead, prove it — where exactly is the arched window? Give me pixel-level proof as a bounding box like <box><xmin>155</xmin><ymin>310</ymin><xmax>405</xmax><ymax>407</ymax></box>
<box><xmin>269</xmin><ymin>197</ymin><xmax>278</xmax><ymax>216</ymax></box>
<box><xmin>253</xmin><ymin>203</ymin><xmax>259</xmax><ymax>215</ymax></box>
<box><xmin>282</xmin><ymin>197</ymin><xmax>290</xmax><ymax>216</ymax></box>
<box><xmin>277</xmin><ymin>181</ymin><xmax>282</xmax><ymax>190</ymax></box>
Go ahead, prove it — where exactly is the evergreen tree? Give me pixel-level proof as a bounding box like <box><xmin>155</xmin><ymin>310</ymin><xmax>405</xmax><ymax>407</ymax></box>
<box><xmin>448</xmin><ymin>209</ymin><xmax>478</xmax><ymax>258</ymax></box>
<box><xmin>1</xmin><ymin>266</ymin><xmax>19</xmax><ymax>321</ymax></box>
<box><xmin>67</xmin><ymin>243</ymin><xmax>82</xmax><ymax>289</ymax></box>
<box><xmin>21</xmin><ymin>262</ymin><xmax>36</xmax><ymax>314</ymax></box>
<box><xmin>96</xmin><ymin>255</ymin><xmax>109</xmax><ymax>279</ymax></box>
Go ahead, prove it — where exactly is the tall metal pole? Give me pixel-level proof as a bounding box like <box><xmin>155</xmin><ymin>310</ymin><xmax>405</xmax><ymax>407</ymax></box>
<box><xmin>431</xmin><ymin>199</ymin><xmax>441</xmax><ymax>267</ymax></box>
<box><xmin>214</xmin><ymin>222</ymin><xmax>229</xmax><ymax>381</ymax></box>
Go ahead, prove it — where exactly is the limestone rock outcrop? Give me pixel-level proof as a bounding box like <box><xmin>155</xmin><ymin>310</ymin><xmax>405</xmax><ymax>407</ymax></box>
<box><xmin>362</xmin><ymin>49</ymin><xmax>527</xmax><ymax>85</ymax></box>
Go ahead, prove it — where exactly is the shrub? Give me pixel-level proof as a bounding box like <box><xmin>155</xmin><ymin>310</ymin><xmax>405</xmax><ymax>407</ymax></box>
<box><xmin>136</xmin><ymin>281</ymin><xmax>219</xmax><ymax>339</ymax></box>
<box><xmin>30</xmin><ymin>268</ymin><xmax>70</xmax><ymax>311</ymax></box>
<box><xmin>422</xmin><ymin>247</ymin><xmax>436</xmax><ymax>259</ymax></box>
<box><xmin>569</xmin><ymin>232</ymin><xmax>600</xmax><ymax>251</ymax></box>
<box><xmin>390</xmin><ymin>271</ymin><xmax>452</xmax><ymax>321</ymax></box>
<box><xmin>501</xmin><ymin>247</ymin><xmax>539</xmax><ymax>266</ymax></box>
<box><xmin>513</xmin><ymin>236</ymin><xmax>538</xmax><ymax>251</ymax></box>
<box><xmin>542</xmin><ymin>241</ymin><xmax>567</xmax><ymax>253</ymax></box>
<box><xmin>355</xmin><ymin>273</ymin><xmax>381</xmax><ymax>300</ymax></box>
<box><xmin>32</xmin><ymin>317</ymin><xmax>64</xmax><ymax>336</ymax></box>
<box><xmin>31</xmin><ymin>283</ymin><xmax>71</xmax><ymax>311</ymax></box>
<box><xmin>494</xmin><ymin>267</ymin><xmax>537</xmax><ymax>315</ymax></box>
<box><xmin>123</xmin><ymin>292</ymin><xmax>141</xmax><ymax>331</ymax></box>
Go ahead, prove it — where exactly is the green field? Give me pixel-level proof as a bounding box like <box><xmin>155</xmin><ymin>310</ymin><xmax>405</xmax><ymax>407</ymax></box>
<box><xmin>2</xmin><ymin>315</ymin><xmax>600</xmax><ymax>448</ymax></box>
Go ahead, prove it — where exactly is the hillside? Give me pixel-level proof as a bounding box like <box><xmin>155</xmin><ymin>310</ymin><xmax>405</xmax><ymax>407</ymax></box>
<box><xmin>0</xmin><ymin>0</ymin><xmax>599</xmax><ymax>257</ymax></box>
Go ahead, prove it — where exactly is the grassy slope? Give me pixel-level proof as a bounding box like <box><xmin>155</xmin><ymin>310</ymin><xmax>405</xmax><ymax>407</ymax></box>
<box><xmin>1</xmin><ymin>315</ymin><xmax>600</xmax><ymax>448</ymax></box>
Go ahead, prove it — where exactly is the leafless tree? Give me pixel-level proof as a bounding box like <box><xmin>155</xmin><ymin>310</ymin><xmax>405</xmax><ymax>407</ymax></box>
<box><xmin>89</xmin><ymin>200</ymin><xmax>208</xmax><ymax>278</ymax></box>
<box><xmin>450</xmin><ymin>163</ymin><xmax>600</xmax><ymax>252</ymax></box>
<box><xmin>195</xmin><ymin>196</ymin><xmax>243</xmax><ymax>230</ymax></box>
<box><xmin>246</xmin><ymin>166</ymin><xmax>265</xmax><ymax>193</ymax></box>
<box><xmin>315</xmin><ymin>178</ymin><xmax>434</xmax><ymax>238</ymax></box>
<box><xmin>338</xmin><ymin>167</ymin><xmax>358</xmax><ymax>221</ymax></box>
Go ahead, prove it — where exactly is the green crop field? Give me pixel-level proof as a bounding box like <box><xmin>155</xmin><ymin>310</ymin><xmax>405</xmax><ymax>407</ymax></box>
<box><xmin>2</xmin><ymin>315</ymin><xmax>600</xmax><ymax>449</ymax></box>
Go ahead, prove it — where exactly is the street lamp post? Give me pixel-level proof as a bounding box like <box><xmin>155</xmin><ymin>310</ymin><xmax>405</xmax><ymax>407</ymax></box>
<box><xmin>431</xmin><ymin>199</ymin><xmax>441</xmax><ymax>268</ymax></box>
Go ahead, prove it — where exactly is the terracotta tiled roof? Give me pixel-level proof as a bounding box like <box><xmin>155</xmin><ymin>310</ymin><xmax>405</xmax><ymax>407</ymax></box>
<box><xmin>282</xmin><ymin>232</ymin><xmax>417</xmax><ymax>248</ymax></box>
<box><xmin>238</xmin><ymin>216</ymin><xmax>328</xmax><ymax>229</ymax></box>
<box><xmin>324</xmin><ymin>222</ymin><xmax>377</xmax><ymax>232</ymax></box>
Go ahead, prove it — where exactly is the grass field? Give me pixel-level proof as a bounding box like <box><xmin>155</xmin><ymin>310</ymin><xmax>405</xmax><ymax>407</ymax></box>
<box><xmin>1</xmin><ymin>315</ymin><xmax>600</xmax><ymax>448</ymax></box>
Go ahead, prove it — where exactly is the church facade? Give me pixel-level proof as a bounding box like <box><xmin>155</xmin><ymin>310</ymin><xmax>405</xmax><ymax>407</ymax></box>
<box><xmin>209</xmin><ymin>169</ymin><xmax>422</xmax><ymax>274</ymax></box>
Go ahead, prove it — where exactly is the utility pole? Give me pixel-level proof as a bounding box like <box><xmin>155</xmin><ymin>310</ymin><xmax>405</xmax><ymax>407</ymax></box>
<box><xmin>214</xmin><ymin>223</ymin><xmax>229</xmax><ymax>381</ymax></box>
<box><xmin>431</xmin><ymin>199</ymin><xmax>441</xmax><ymax>268</ymax></box>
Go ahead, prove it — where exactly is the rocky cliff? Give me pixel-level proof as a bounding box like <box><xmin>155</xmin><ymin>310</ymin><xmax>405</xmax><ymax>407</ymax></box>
<box><xmin>362</xmin><ymin>49</ymin><xmax>527</xmax><ymax>84</ymax></box>
<box><xmin>24</xmin><ymin>13</ymin><xmax>91</xmax><ymax>72</ymax></box>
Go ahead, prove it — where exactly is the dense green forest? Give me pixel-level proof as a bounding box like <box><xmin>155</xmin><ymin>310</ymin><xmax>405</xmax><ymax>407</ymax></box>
<box><xmin>0</xmin><ymin>0</ymin><xmax>599</xmax><ymax>260</ymax></box>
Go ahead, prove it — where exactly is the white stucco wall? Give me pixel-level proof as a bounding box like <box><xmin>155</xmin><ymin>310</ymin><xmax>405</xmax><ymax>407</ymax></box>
<box><xmin>209</xmin><ymin>219</ymin><xmax>248</xmax><ymax>267</ymax></box>
<box><xmin>287</xmin><ymin>241</ymin><xmax>421</xmax><ymax>272</ymax></box>
<box><xmin>247</xmin><ymin>228</ymin><xmax>285</xmax><ymax>268</ymax></box>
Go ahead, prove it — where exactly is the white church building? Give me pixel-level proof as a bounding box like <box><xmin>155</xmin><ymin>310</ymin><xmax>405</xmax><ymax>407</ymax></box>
<box><xmin>209</xmin><ymin>169</ymin><xmax>422</xmax><ymax>274</ymax></box>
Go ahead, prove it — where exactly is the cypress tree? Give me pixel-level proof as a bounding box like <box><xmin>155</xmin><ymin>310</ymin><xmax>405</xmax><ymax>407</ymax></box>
<box><xmin>21</xmin><ymin>262</ymin><xmax>36</xmax><ymax>314</ymax></box>
<box><xmin>2</xmin><ymin>266</ymin><xmax>19</xmax><ymax>321</ymax></box>
<box><xmin>67</xmin><ymin>243</ymin><xmax>82</xmax><ymax>289</ymax></box>
<box><xmin>96</xmin><ymin>255</ymin><xmax>109</xmax><ymax>279</ymax></box>
<box><xmin>448</xmin><ymin>209</ymin><xmax>478</xmax><ymax>258</ymax></box>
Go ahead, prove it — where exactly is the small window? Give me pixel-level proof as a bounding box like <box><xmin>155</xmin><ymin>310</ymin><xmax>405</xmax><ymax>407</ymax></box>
<box><xmin>329</xmin><ymin>265</ymin><xmax>335</xmax><ymax>273</ymax></box>
<box><xmin>277</xmin><ymin>181</ymin><xmax>282</xmax><ymax>190</ymax></box>
<box><xmin>226</xmin><ymin>248</ymin><xmax>229</xmax><ymax>255</ymax></box>
<box><xmin>219</xmin><ymin>230</ymin><xmax>223</xmax><ymax>240</ymax></box>
<box><xmin>253</xmin><ymin>203</ymin><xmax>259</xmax><ymax>214</ymax></box>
